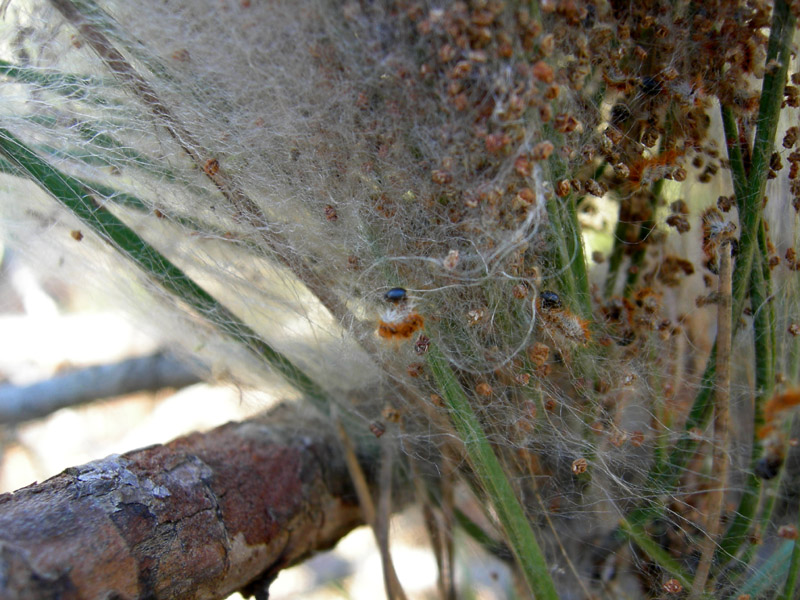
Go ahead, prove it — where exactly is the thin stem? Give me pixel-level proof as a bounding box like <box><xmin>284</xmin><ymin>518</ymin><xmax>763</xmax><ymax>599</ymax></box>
<box><xmin>545</xmin><ymin>189</ymin><xmax>591</xmax><ymax>317</ymax></box>
<box><xmin>622</xmin><ymin>182</ymin><xmax>662</xmax><ymax>296</ymax></box>
<box><xmin>619</xmin><ymin>518</ymin><xmax>693</xmax><ymax>591</ymax></box>
<box><xmin>335</xmin><ymin>417</ymin><xmax>408</xmax><ymax>600</ymax></box>
<box><xmin>625</xmin><ymin>349</ymin><xmax>717</xmax><ymax>529</ymax></box>
<box><xmin>690</xmin><ymin>242</ymin><xmax>732</xmax><ymax>598</ymax></box>
<box><xmin>0</xmin><ymin>57</ymin><xmax>110</xmax><ymax>101</ymax></box>
<box><xmin>777</xmin><ymin>421</ymin><xmax>800</xmax><ymax>600</ymax></box>
<box><xmin>0</xmin><ymin>128</ymin><xmax>331</xmax><ymax>412</ymax></box>
<box><xmin>710</xmin><ymin>1</ymin><xmax>792</xmax><ymax>566</ymax></box>
<box><xmin>609</xmin><ymin>104</ymin><xmax>674</xmax><ymax>297</ymax></box>
<box><xmin>545</xmin><ymin>192</ymin><xmax>579</xmax><ymax>306</ymax></box>
<box><xmin>453</xmin><ymin>507</ymin><xmax>512</xmax><ymax>563</ymax></box>
<box><xmin>625</xmin><ymin>0</ymin><xmax>796</xmax><ymax>532</ymax></box>
<box><xmin>563</xmin><ymin>194</ymin><xmax>592</xmax><ymax>317</ymax></box>
<box><xmin>791</xmin><ymin>321</ymin><xmax>800</xmax><ymax>385</ymax></box>
<box><xmin>540</xmin><ymin>129</ymin><xmax>590</xmax><ymax>316</ymax></box>
<box><xmin>48</xmin><ymin>0</ymin><xmax>359</xmax><ymax>344</ymax></box>
<box><xmin>778</xmin><ymin>539</ymin><xmax>800</xmax><ymax>600</ymax></box>
<box><xmin>729</xmin><ymin>0</ymin><xmax>795</xmax><ymax>326</ymax></box>
<box><xmin>720</xmin><ymin>105</ymin><xmax>748</xmax><ymax>201</ymax></box>
<box><xmin>534</xmin><ymin>488</ymin><xmax>594</xmax><ymax>599</ymax></box>
<box><xmin>427</xmin><ymin>344</ymin><xmax>559</xmax><ymax>600</ymax></box>
<box><xmin>715</xmin><ymin>227</ymin><xmax>774</xmax><ymax>563</ymax></box>
<box><xmin>604</xmin><ymin>214</ymin><xmax>628</xmax><ymax>297</ymax></box>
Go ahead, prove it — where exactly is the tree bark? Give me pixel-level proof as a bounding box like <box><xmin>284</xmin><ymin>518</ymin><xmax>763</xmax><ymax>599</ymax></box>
<box><xmin>0</xmin><ymin>405</ymin><xmax>368</xmax><ymax>600</ymax></box>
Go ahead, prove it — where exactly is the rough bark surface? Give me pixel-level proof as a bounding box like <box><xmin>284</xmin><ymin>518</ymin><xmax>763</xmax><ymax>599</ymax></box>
<box><xmin>0</xmin><ymin>406</ymin><xmax>365</xmax><ymax>600</ymax></box>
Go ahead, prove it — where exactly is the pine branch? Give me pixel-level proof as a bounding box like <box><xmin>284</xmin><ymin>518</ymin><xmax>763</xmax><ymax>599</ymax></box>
<box><xmin>0</xmin><ymin>352</ymin><xmax>201</xmax><ymax>425</ymax></box>
<box><xmin>0</xmin><ymin>404</ymin><xmax>382</xmax><ymax>600</ymax></box>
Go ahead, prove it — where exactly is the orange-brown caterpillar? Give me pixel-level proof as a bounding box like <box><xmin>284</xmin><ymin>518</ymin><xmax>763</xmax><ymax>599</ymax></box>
<box><xmin>203</xmin><ymin>157</ymin><xmax>220</xmax><ymax>176</ymax></box>
<box><xmin>758</xmin><ymin>388</ymin><xmax>800</xmax><ymax>439</ymax></box>
<box><xmin>377</xmin><ymin>312</ymin><xmax>424</xmax><ymax>341</ymax></box>
<box><xmin>536</xmin><ymin>291</ymin><xmax>590</xmax><ymax>345</ymax></box>
<box><xmin>628</xmin><ymin>148</ymin><xmax>685</xmax><ymax>188</ymax></box>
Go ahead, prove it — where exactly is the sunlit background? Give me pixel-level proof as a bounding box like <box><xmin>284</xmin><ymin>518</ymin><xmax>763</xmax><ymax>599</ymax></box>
<box><xmin>0</xmin><ymin>242</ymin><xmax>514</xmax><ymax>600</ymax></box>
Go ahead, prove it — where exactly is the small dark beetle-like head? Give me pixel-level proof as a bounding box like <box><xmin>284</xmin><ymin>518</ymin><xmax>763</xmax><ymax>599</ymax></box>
<box><xmin>538</xmin><ymin>290</ymin><xmax>562</xmax><ymax>311</ymax></box>
<box><xmin>384</xmin><ymin>287</ymin><xmax>408</xmax><ymax>303</ymax></box>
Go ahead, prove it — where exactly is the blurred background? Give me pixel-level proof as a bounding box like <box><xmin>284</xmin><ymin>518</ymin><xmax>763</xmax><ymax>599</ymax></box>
<box><xmin>0</xmin><ymin>243</ymin><xmax>514</xmax><ymax>600</ymax></box>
